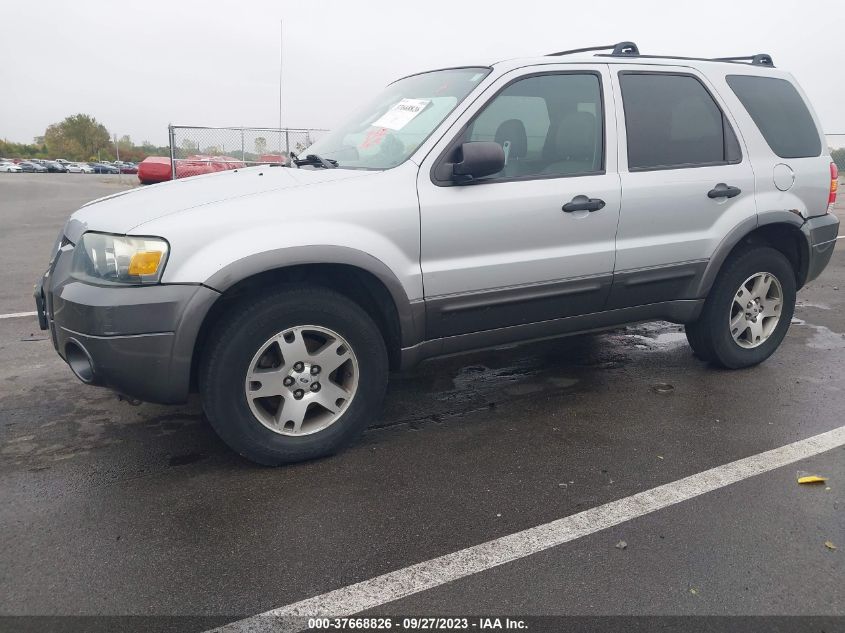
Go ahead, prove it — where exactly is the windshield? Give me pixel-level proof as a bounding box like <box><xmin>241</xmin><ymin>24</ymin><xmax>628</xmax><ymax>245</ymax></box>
<box><xmin>300</xmin><ymin>67</ymin><xmax>490</xmax><ymax>170</ymax></box>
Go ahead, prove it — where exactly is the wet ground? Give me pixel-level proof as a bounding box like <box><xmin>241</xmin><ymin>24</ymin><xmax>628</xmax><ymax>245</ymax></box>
<box><xmin>0</xmin><ymin>174</ymin><xmax>843</xmax><ymax>630</ymax></box>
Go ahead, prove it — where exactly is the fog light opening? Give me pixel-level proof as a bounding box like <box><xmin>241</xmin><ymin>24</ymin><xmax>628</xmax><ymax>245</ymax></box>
<box><xmin>65</xmin><ymin>340</ymin><xmax>95</xmax><ymax>384</ymax></box>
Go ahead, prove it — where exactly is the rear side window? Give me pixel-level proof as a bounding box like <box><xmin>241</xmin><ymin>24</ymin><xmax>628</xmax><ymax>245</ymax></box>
<box><xmin>620</xmin><ymin>72</ymin><xmax>741</xmax><ymax>171</ymax></box>
<box><xmin>726</xmin><ymin>75</ymin><xmax>821</xmax><ymax>159</ymax></box>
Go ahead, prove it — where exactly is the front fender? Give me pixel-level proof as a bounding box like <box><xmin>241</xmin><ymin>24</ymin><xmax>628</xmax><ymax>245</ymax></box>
<box><xmin>202</xmin><ymin>242</ymin><xmax>424</xmax><ymax>347</ymax></box>
<box><xmin>133</xmin><ymin>161</ymin><xmax>425</xmax><ymax>346</ymax></box>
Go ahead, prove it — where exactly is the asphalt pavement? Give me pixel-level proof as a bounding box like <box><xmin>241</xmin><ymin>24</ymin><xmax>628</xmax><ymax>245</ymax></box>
<box><xmin>0</xmin><ymin>173</ymin><xmax>843</xmax><ymax>632</ymax></box>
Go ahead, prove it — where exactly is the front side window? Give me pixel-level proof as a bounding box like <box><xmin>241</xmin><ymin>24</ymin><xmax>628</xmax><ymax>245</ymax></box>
<box><xmin>620</xmin><ymin>72</ymin><xmax>741</xmax><ymax>171</ymax></box>
<box><xmin>301</xmin><ymin>67</ymin><xmax>490</xmax><ymax>170</ymax></box>
<box><xmin>460</xmin><ymin>72</ymin><xmax>604</xmax><ymax>180</ymax></box>
<box><xmin>726</xmin><ymin>75</ymin><xmax>821</xmax><ymax>159</ymax></box>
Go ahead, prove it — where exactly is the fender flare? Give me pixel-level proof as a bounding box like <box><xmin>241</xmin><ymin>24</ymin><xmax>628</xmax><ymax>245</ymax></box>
<box><xmin>203</xmin><ymin>245</ymin><xmax>424</xmax><ymax>347</ymax></box>
<box><xmin>694</xmin><ymin>211</ymin><xmax>806</xmax><ymax>298</ymax></box>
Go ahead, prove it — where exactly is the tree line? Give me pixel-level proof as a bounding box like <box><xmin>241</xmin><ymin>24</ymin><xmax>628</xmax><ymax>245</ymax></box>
<box><xmin>0</xmin><ymin>114</ymin><xmax>169</xmax><ymax>162</ymax></box>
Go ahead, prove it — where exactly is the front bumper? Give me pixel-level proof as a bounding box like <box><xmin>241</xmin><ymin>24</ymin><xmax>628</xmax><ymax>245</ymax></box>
<box><xmin>802</xmin><ymin>213</ymin><xmax>840</xmax><ymax>284</ymax></box>
<box><xmin>35</xmin><ymin>242</ymin><xmax>219</xmax><ymax>404</ymax></box>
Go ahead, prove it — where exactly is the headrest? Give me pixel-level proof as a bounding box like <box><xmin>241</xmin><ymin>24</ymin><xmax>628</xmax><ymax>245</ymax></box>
<box><xmin>494</xmin><ymin>119</ymin><xmax>528</xmax><ymax>158</ymax></box>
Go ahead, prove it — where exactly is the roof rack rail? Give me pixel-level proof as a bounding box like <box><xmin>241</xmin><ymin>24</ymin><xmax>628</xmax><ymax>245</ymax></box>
<box><xmin>712</xmin><ymin>53</ymin><xmax>775</xmax><ymax>67</ymax></box>
<box><xmin>593</xmin><ymin>53</ymin><xmax>777</xmax><ymax>68</ymax></box>
<box><xmin>547</xmin><ymin>41</ymin><xmax>639</xmax><ymax>57</ymax></box>
<box><xmin>546</xmin><ymin>43</ymin><xmax>776</xmax><ymax>68</ymax></box>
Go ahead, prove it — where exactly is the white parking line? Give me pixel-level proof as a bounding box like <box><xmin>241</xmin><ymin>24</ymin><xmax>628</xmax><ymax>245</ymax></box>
<box><xmin>213</xmin><ymin>425</ymin><xmax>845</xmax><ymax>633</ymax></box>
<box><xmin>0</xmin><ymin>311</ymin><xmax>37</xmax><ymax>320</ymax></box>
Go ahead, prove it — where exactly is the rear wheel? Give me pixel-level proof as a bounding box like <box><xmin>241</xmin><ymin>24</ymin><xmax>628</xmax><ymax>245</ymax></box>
<box><xmin>685</xmin><ymin>246</ymin><xmax>796</xmax><ymax>369</ymax></box>
<box><xmin>199</xmin><ymin>285</ymin><xmax>388</xmax><ymax>465</ymax></box>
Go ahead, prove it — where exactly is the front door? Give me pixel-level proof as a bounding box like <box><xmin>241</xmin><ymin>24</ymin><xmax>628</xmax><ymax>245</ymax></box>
<box><xmin>417</xmin><ymin>66</ymin><xmax>622</xmax><ymax>339</ymax></box>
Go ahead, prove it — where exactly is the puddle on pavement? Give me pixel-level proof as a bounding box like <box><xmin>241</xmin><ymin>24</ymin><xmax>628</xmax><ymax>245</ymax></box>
<box><xmin>805</xmin><ymin>324</ymin><xmax>845</xmax><ymax>350</ymax></box>
<box><xmin>447</xmin><ymin>359</ymin><xmax>584</xmax><ymax>401</ymax></box>
<box><xmin>380</xmin><ymin>337</ymin><xmax>606</xmax><ymax>428</ymax></box>
<box><xmin>380</xmin><ymin>321</ymin><xmax>690</xmax><ymax>429</ymax></box>
<box><xmin>790</xmin><ymin>318</ymin><xmax>845</xmax><ymax>350</ymax></box>
<box><xmin>796</xmin><ymin>300</ymin><xmax>831</xmax><ymax>310</ymax></box>
<box><xmin>606</xmin><ymin>321</ymin><xmax>688</xmax><ymax>351</ymax></box>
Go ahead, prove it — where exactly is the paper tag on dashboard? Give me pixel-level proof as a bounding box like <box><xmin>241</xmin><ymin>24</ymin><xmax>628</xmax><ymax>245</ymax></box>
<box><xmin>372</xmin><ymin>98</ymin><xmax>430</xmax><ymax>130</ymax></box>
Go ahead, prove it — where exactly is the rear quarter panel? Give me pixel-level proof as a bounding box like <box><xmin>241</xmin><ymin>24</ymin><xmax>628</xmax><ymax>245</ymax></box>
<box><xmin>709</xmin><ymin>66</ymin><xmax>832</xmax><ymax>219</ymax></box>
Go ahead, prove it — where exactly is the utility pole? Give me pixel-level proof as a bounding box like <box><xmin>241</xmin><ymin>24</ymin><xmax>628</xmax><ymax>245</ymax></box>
<box><xmin>114</xmin><ymin>134</ymin><xmax>122</xmax><ymax>183</ymax></box>
<box><xmin>279</xmin><ymin>19</ymin><xmax>284</xmax><ymax>157</ymax></box>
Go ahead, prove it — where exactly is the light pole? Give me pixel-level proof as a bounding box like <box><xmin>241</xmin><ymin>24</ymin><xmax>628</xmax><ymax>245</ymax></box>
<box><xmin>113</xmin><ymin>134</ymin><xmax>122</xmax><ymax>183</ymax></box>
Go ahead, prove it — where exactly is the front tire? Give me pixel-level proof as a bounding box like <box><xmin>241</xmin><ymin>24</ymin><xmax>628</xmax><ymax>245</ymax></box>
<box><xmin>685</xmin><ymin>246</ymin><xmax>796</xmax><ymax>369</ymax></box>
<box><xmin>199</xmin><ymin>285</ymin><xmax>388</xmax><ymax>465</ymax></box>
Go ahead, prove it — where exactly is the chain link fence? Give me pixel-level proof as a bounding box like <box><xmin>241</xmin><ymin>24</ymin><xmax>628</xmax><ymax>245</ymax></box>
<box><xmin>167</xmin><ymin>125</ymin><xmax>328</xmax><ymax>179</ymax></box>
<box><xmin>163</xmin><ymin>127</ymin><xmax>841</xmax><ymax>179</ymax></box>
<box><xmin>827</xmin><ymin>134</ymin><xmax>845</xmax><ymax>150</ymax></box>
<box><xmin>828</xmin><ymin>135</ymin><xmax>845</xmax><ymax>172</ymax></box>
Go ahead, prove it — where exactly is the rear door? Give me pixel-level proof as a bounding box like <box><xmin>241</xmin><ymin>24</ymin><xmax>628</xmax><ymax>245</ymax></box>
<box><xmin>609</xmin><ymin>65</ymin><xmax>756</xmax><ymax>308</ymax></box>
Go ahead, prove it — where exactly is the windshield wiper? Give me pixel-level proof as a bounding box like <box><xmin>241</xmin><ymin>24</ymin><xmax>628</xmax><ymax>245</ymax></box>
<box><xmin>293</xmin><ymin>153</ymin><xmax>338</xmax><ymax>169</ymax></box>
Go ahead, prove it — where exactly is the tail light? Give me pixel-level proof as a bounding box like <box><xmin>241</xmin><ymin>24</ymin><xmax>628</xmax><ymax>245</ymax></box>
<box><xmin>829</xmin><ymin>162</ymin><xmax>839</xmax><ymax>214</ymax></box>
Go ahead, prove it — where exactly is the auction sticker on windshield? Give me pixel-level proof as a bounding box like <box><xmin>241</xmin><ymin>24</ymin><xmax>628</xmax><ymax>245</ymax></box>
<box><xmin>372</xmin><ymin>98</ymin><xmax>430</xmax><ymax>130</ymax></box>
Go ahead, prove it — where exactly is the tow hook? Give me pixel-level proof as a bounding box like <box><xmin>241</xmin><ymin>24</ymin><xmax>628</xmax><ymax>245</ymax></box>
<box><xmin>116</xmin><ymin>393</ymin><xmax>143</xmax><ymax>406</ymax></box>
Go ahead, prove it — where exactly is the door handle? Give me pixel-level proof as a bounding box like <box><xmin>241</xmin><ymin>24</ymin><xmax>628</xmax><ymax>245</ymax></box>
<box><xmin>707</xmin><ymin>183</ymin><xmax>742</xmax><ymax>199</ymax></box>
<box><xmin>562</xmin><ymin>195</ymin><xmax>606</xmax><ymax>213</ymax></box>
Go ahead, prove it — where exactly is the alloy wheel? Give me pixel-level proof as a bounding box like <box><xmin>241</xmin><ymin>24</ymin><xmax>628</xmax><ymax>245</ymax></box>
<box><xmin>729</xmin><ymin>272</ymin><xmax>783</xmax><ymax>349</ymax></box>
<box><xmin>244</xmin><ymin>325</ymin><xmax>359</xmax><ymax>435</ymax></box>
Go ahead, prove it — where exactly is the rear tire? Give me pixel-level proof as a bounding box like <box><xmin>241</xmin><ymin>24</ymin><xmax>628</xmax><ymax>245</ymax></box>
<box><xmin>685</xmin><ymin>246</ymin><xmax>796</xmax><ymax>369</ymax></box>
<box><xmin>199</xmin><ymin>285</ymin><xmax>388</xmax><ymax>465</ymax></box>
<box><xmin>684</xmin><ymin>320</ymin><xmax>714</xmax><ymax>362</ymax></box>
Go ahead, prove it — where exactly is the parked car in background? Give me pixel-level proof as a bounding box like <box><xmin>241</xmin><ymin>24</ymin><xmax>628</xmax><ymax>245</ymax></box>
<box><xmin>44</xmin><ymin>161</ymin><xmax>68</xmax><ymax>173</ymax></box>
<box><xmin>137</xmin><ymin>155</ymin><xmax>246</xmax><ymax>184</ymax></box>
<box><xmin>258</xmin><ymin>153</ymin><xmax>290</xmax><ymax>165</ymax></box>
<box><xmin>118</xmin><ymin>163</ymin><xmax>138</xmax><ymax>174</ymax></box>
<box><xmin>55</xmin><ymin>159</ymin><xmax>71</xmax><ymax>165</ymax></box>
<box><xmin>18</xmin><ymin>161</ymin><xmax>47</xmax><ymax>173</ymax></box>
<box><xmin>88</xmin><ymin>162</ymin><xmax>120</xmax><ymax>174</ymax></box>
<box><xmin>137</xmin><ymin>157</ymin><xmax>172</xmax><ymax>183</ymax></box>
<box><xmin>0</xmin><ymin>161</ymin><xmax>23</xmax><ymax>173</ymax></box>
<box><xmin>66</xmin><ymin>162</ymin><xmax>94</xmax><ymax>174</ymax></box>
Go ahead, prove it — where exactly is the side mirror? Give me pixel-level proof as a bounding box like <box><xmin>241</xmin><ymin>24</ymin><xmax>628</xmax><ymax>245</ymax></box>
<box><xmin>452</xmin><ymin>141</ymin><xmax>505</xmax><ymax>183</ymax></box>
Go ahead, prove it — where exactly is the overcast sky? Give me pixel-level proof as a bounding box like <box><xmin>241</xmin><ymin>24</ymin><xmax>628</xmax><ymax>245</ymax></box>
<box><xmin>1</xmin><ymin>0</ymin><xmax>844</xmax><ymax>147</ymax></box>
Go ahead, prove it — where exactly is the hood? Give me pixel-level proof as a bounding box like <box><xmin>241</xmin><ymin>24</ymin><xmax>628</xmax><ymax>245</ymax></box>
<box><xmin>64</xmin><ymin>166</ymin><xmax>373</xmax><ymax>243</ymax></box>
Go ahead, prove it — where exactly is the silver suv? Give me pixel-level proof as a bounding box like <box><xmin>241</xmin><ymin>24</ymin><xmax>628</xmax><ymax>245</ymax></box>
<box><xmin>36</xmin><ymin>42</ymin><xmax>840</xmax><ymax>465</ymax></box>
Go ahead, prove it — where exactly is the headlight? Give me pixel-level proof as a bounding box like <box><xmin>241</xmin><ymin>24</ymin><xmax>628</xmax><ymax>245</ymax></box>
<box><xmin>71</xmin><ymin>232</ymin><xmax>169</xmax><ymax>285</ymax></box>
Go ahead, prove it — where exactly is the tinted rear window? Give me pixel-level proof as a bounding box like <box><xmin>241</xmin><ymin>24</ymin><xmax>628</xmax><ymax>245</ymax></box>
<box><xmin>726</xmin><ymin>75</ymin><xmax>821</xmax><ymax>159</ymax></box>
<box><xmin>619</xmin><ymin>72</ymin><xmax>741</xmax><ymax>171</ymax></box>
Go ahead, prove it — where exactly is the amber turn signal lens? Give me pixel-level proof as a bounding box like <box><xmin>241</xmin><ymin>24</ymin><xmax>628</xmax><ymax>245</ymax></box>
<box><xmin>128</xmin><ymin>250</ymin><xmax>163</xmax><ymax>276</ymax></box>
